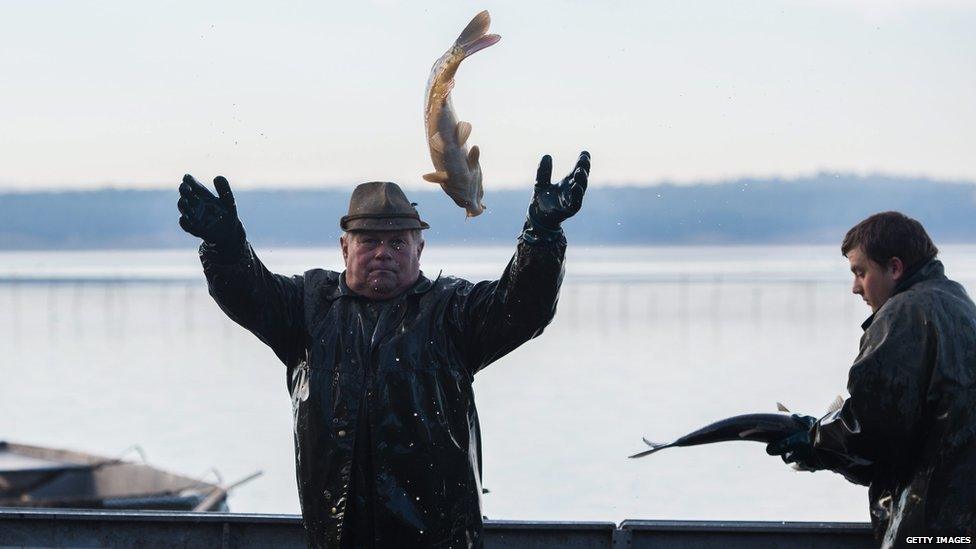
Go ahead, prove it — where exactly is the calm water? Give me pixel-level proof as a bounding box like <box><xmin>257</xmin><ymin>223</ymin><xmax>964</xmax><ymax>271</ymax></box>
<box><xmin>3</xmin><ymin>245</ymin><xmax>976</xmax><ymax>522</ymax></box>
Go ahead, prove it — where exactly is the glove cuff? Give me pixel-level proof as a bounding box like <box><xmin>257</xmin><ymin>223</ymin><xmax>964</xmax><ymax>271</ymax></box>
<box><xmin>520</xmin><ymin>214</ymin><xmax>565</xmax><ymax>245</ymax></box>
<box><xmin>202</xmin><ymin>222</ymin><xmax>248</xmax><ymax>262</ymax></box>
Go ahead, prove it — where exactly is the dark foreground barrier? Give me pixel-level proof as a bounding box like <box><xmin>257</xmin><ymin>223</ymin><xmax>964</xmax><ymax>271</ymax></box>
<box><xmin>0</xmin><ymin>508</ymin><xmax>875</xmax><ymax>548</ymax></box>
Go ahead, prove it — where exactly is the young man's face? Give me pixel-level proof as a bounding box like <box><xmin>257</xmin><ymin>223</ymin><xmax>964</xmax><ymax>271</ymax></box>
<box><xmin>846</xmin><ymin>246</ymin><xmax>903</xmax><ymax>313</ymax></box>
<box><xmin>341</xmin><ymin>229</ymin><xmax>424</xmax><ymax>300</ymax></box>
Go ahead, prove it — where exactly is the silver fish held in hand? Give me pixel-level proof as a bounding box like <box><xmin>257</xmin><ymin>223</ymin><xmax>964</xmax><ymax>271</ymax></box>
<box><xmin>423</xmin><ymin>10</ymin><xmax>500</xmax><ymax>218</ymax></box>
<box><xmin>628</xmin><ymin>413</ymin><xmax>811</xmax><ymax>459</ymax></box>
<box><xmin>628</xmin><ymin>398</ymin><xmax>844</xmax><ymax>459</ymax></box>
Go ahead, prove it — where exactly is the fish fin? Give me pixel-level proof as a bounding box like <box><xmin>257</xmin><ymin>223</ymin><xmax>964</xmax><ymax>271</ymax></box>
<box><xmin>429</xmin><ymin>132</ymin><xmax>446</xmax><ymax>154</ymax></box>
<box><xmin>628</xmin><ymin>447</ymin><xmax>659</xmax><ymax>459</ymax></box>
<box><xmin>456</xmin><ymin>11</ymin><xmax>490</xmax><ymax>43</ymax></box>
<box><xmin>455</xmin><ymin>10</ymin><xmax>501</xmax><ymax>48</ymax></box>
<box><xmin>776</xmin><ymin>402</ymin><xmax>791</xmax><ymax>413</ymax></box>
<box><xmin>456</xmin><ymin>121</ymin><xmax>472</xmax><ymax>147</ymax></box>
<box><xmin>455</xmin><ymin>11</ymin><xmax>501</xmax><ymax>57</ymax></box>
<box><xmin>630</xmin><ymin>438</ymin><xmax>668</xmax><ymax>459</ymax></box>
<box><xmin>461</xmin><ymin>34</ymin><xmax>501</xmax><ymax>57</ymax></box>
<box><xmin>826</xmin><ymin>395</ymin><xmax>845</xmax><ymax>415</ymax></box>
<box><xmin>466</xmin><ymin>145</ymin><xmax>481</xmax><ymax>169</ymax></box>
<box><xmin>437</xmin><ymin>79</ymin><xmax>455</xmax><ymax>98</ymax></box>
<box><xmin>422</xmin><ymin>172</ymin><xmax>449</xmax><ymax>184</ymax></box>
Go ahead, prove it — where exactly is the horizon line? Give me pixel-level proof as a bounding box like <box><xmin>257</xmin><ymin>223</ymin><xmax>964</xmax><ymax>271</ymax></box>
<box><xmin>1</xmin><ymin>170</ymin><xmax>973</xmax><ymax>195</ymax></box>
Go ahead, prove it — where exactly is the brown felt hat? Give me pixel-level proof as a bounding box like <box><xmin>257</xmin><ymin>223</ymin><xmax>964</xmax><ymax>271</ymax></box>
<box><xmin>339</xmin><ymin>181</ymin><xmax>430</xmax><ymax>232</ymax></box>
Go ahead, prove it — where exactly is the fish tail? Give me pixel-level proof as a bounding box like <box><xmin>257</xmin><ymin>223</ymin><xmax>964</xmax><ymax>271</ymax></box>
<box><xmin>826</xmin><ymin>395</ymin><xmax>845</xmax><ymax>415</ymax></box>
<box><xmin>628</xmin><ymin>437</ymin><xmax>670</xmax><ymax>458</ymax></box>
<box><xmin>455</xmin><ymin>10</ymin><xmax>501</xmax><ymax>57</ymax></box>
<box><xmin>629</xmin><ymin>444</ymin><xmax>666</xmax><ymax>459</ymax></box>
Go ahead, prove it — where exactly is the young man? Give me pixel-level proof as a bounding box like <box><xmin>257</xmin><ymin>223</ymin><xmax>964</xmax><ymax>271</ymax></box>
<box><xmin>768</xmin><ymin>211</ymin><xmax>976</xmax><ymax>547</ymax></box>
<box><xmin>177</xmin><ymin>152</ymin><xmax>589</xmax><ymax>548</ymax></box>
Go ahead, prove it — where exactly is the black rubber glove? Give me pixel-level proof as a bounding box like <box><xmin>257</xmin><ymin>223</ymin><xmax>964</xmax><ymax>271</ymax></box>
<box><xmin>522</xmin><ymin>151</ymin><xmax>589</xmax><ymax>244</ymax></box>
<box><xmin>766</xmin><ymin>415</ymin><xmax>822</xmax><ymax>472</ymax></box>
<box><xmin>177</xmin><ymin>174</ymin><xmax>246</xmax><ymax>256</ymax></box>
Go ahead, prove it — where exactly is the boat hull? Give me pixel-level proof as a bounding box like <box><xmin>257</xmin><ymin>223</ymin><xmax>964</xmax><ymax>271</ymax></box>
<box><xmin>0</xmin><ymin>441</ymin><xmax>226</xmax><ymax>512</ymax></box>
<box><xmin>0</xmin><ymin>509</ymin><xmax>875</xmax><ymax>548</ymax></box>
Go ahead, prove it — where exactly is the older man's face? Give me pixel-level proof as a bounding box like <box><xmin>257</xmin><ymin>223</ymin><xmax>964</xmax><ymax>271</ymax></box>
<box><xmin>341</xmin><ymin>229</ymin><xmax>424</xmax><ymax>300</ymax></box>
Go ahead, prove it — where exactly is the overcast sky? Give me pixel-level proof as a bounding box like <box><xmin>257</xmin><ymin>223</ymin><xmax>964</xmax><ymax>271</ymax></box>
<box><xmin>1</xmin><ymin>0</ymin><xmax>973</xmax><ymax>191</ymax></box>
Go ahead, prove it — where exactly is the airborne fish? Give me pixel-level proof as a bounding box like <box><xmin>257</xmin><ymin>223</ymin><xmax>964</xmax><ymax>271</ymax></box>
<box><xmin>628</xmin><ymin>397</ymin><xmax>844</xmax><ymax>459</ymax></box>
<box><xmin>423</xmin><ymin>10</ymin><xmax>501</xmax><ymax>218</ymax></box>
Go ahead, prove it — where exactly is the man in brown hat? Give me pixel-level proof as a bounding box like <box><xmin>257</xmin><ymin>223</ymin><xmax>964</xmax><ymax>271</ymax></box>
<box><xmin>177</xmin><ymin>152</ymin><xmax>589</xmax><ymax>548</ymax></box>
<box><xmin>337</xmin><ymin>181</ymin><xmax>430</xmax><ymax>301</ymax></box>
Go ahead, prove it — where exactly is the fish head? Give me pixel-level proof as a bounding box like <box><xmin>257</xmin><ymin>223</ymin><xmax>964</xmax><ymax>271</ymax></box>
<box><xmin>463</xmin><ymin>146</ymin><xmax>486</xmax><ymax>216</ymax></box>
<box><xmin>453</xmin><ymin>164</ymin><xmax>485</xmax><ymax>218</ymax></box>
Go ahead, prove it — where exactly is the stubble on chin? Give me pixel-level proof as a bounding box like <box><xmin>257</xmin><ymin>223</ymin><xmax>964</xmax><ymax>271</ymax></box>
<box><xmin>367</xmin><ymin>273</ymin><xmax>397</xmax><ymax>295</ymax></box>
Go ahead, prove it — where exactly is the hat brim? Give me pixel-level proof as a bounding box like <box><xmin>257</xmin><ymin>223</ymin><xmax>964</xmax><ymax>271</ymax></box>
<box><xmin>341</xmin><ymin>216</ymin><xmax>430</xmax><ymax>232</ymax></box>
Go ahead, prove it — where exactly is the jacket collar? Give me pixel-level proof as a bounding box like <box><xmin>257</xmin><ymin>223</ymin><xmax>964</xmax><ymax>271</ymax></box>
<box><xmin>325</xmin><ymin>271</ymin><xmax>436</xmax><ymax>301</ymax></box>
<box><xmin>861</xmin><ymin>258</ymin><xmax>945</xmax><ymax>330</ymax></box>
<box><xmin>893</xmin><ymin>257</ymin><xmax>944</xmax><ymax>296</ymax></box>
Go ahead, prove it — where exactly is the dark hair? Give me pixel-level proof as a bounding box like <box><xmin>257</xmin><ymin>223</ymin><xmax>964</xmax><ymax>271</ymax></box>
<box><xmin>841</xmin><ymin>211</ymin><xmax>938</xmax><ymax>270</ymax></box>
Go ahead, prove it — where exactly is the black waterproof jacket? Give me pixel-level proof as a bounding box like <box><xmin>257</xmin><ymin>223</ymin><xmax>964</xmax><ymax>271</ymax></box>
<box><xmin>200</xmin><ymin>236</ymin><xmax>565</xmax><ymax>548</ymax></box>
<box><xmin>810</xmin><ymin>259</ymin><xmax>976</xmax><ymax>546</ymax></box>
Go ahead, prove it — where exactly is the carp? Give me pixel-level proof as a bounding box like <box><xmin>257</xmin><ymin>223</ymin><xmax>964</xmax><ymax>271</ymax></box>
<box><xmin>422</xmin><ymin>10</ymin><xmax>500</xmax><ymax>217</ymax></box>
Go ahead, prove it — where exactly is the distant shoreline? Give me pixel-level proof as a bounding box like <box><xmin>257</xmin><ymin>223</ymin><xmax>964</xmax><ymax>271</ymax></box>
<box><xmin>1</xmin><ymin>174</ymin><xmax>973</xmax><ymax>250</ymax></box>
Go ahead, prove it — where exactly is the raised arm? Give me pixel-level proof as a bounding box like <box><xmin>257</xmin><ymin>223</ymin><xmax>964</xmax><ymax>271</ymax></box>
<box><xmin>178</xmin><ymin>174</ymin><xmax>306</xmax><ymax>368</ymax></box>
<box><xmin>458</xmin><ymin>152</ymin><xmax>590</xmax><ymax>373</ymax></box>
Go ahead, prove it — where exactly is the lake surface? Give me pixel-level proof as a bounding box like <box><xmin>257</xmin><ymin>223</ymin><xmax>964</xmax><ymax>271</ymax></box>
<box><xmin>4</xmin><ymin>244</ymin><xmax>976</xmax><ymax>523</ymax></box>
